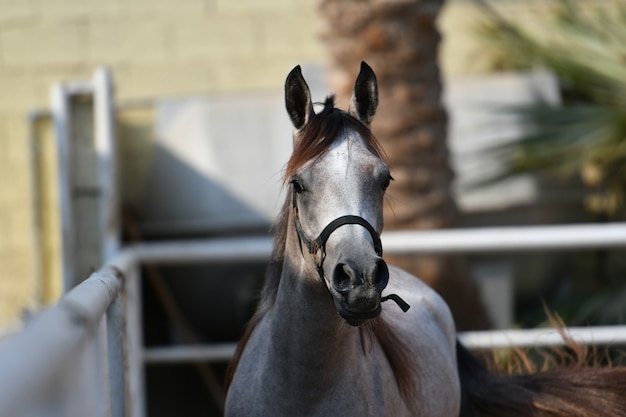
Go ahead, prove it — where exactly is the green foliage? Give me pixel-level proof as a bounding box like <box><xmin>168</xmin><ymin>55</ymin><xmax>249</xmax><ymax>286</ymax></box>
<box><xmin>476</xmin><ymin>0</ymin><xmax>626</xmax><ymax>218</ymax></box>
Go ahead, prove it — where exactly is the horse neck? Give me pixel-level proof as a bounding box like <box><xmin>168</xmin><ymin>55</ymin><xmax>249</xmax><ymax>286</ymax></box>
<box><xmin>266</xmin><ymin>211</ymin><xmax>362</xmax><ymax>377</ymax></box>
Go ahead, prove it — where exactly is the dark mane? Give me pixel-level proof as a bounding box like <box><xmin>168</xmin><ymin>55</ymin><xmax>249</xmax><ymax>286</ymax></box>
<box><xmin>225</xmin><ymin>97</ymin><xmax>414</xmax><ymax>409</ymax></box>
<box><xmin>284</xmin><ymin>95</ymin><xmax>388</xmax><ymax>181</ymax></box>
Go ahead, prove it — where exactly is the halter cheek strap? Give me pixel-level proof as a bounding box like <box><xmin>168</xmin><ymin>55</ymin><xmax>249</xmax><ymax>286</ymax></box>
<box><xmin>292</xmin><ymin>191</ymin><xmax>410</xmax><ymax>313</ymax></box>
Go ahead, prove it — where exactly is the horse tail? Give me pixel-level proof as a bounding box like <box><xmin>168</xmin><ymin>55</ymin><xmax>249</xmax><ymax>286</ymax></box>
<box><xmin>456</xmin><ymin>340</ymin><xmax>626</xmax><ymax>417</ymax></box>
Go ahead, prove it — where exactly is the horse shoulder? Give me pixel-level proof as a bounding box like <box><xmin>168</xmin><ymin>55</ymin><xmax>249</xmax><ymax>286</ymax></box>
<box><xmin>385</xmin><ymin>265</ymin><xmax>456</xmax><ymax>342</ymax></box>
<box><xmin>382</xmin><ymin>265</ymin><xmax>461</xmax><ymax>417</ymax></box>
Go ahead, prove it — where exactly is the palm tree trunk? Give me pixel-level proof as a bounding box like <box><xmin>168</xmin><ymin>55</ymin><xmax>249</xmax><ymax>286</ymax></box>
<box><xmin>318</xmin><ymin>0</ymin><xmax>490</xmax><ymax>330</ymax></box>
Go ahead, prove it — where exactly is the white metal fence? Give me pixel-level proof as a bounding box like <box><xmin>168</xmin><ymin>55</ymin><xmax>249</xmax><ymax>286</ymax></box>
<box><xmin>2</xmin><ymin>224</ymin><xmax>626</xmax><ymax>416</ymax></box>
<box><xmin>0</xmin><ymin>255</ymin><xmax>143</xmax><ymax>417</ymax></box>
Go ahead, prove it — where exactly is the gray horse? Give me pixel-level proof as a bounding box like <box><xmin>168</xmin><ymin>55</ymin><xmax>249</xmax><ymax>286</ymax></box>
<box><xmin>225</xmin><ymin>63</ymin><xmax>626</xmax><ymax>417</ymax></box>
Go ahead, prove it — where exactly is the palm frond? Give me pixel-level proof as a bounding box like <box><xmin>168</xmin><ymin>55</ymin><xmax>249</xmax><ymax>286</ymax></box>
<box><xmin>473</xmin><ymin>0</ymin><xmax>626</xmax><ymax>217</ymax></box>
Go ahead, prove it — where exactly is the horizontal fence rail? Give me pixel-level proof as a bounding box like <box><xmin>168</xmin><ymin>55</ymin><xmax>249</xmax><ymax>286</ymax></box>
<box><xmin>459</xmin><ymin>325</ymin><xmax>626</xmax><ymax>349</ymax></box>
<box><xmin>128</xmin><ymin>235</ymin><xmax>273</xmax><ymax>264</ymax></box>
<box><xmin>141</xmin><ymin>323</ymin><xmax>626</xmax><ymax>366</ymax></box>
<box><xmin>127</xmin><ymin>223</ymin><xmax>626</xmax><ymax>267</ymax></box>
<box><xmin>382</xmin><ymin>222</ymin><xmax>626</xmax><ymax>254</ymax></box>
<box><xmin>143</xmin><ymin>344</ymin><xmax>237</xmax><ymax>364</ymax></box>
<box><xmin>120</xmin><ymin>222</ymin><xmax>626</xmax><ymax>365</ymax></box>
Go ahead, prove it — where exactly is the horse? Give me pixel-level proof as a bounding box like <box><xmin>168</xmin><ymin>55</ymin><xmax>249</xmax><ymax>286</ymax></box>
<box><xmin>224</xmin><ymin>62</ymin><xmax>626</xmax><ymax>417</ymax></box>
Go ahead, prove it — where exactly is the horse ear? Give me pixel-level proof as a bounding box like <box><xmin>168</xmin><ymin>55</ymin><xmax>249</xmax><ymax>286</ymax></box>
<box><xmin>349</xmin><ymin>61</ymin><xmax>378</xmax><ymax>126</ymax></box>
<box><xmin>285</xmin><ymin>65</ymin><xmax>314</xmax><ymax>131</ymax></box>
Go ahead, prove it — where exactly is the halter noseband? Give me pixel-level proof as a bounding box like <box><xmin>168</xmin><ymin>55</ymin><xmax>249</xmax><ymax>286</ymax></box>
<box><xmin>291</xmin><ymin>190</ymin><xmax>410</xmax><ymax>313</ymax></box>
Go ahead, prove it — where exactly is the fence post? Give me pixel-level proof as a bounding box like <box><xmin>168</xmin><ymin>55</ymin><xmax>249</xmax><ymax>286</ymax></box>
<box><xmin>95</xmin><ymin>315</ymin><xmax>112</xmax><ymax>417</ymax></box>
<box><xmin>124</xmin><ymin>263</ymin><xmax>146</xmax><ymax>417</ymax></box>
<box><xmin>107</xmin><ymin>273</ymin><xmax>127</xmax><ymax>417</ymax></box>
<box><xmin>93</xmin><ymin>67</ymin><xmax>120</xmax><ymax>262</ymax></box>
<box><xmin>51</xmin><ymin>83</ymin><xmax>77</xmax><ymax>291</ymax></box>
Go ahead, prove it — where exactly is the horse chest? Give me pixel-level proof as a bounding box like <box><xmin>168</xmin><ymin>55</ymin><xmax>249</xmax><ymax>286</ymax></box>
<box><xmin>226</xmin><ymin>328</ymin><xmax>410</xmax><ymax>417</ymax></box>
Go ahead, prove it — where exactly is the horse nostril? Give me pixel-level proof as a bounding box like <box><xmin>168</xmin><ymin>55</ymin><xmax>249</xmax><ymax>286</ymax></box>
<box><xmin>332</xmin><ymin>263</ymin><xmax>353</xmax><ymax>294</ymax></box>
<box><xmin>373</xmin><ymin>259</ymin><xmax>389</xmax><ymax>290</ymax></box>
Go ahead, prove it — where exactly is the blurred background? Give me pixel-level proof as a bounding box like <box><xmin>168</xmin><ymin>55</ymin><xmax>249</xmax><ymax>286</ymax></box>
<box><xmin>0</xmin><ymin>0</ymin><xmax>625</xmax><ymax>415</ymax></box>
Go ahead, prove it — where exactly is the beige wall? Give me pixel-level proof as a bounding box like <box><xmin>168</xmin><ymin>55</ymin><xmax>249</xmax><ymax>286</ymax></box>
<box><xmin>0</xmin><ymin>0</ymin><xmax>557</xmax><ymax>331</ymax></box>
<box><xmin>440</xmin><ymin>0</ymin><xmax>569</xmax><ymax>76</ymax></box>
<box><xmin>0</xmin><ymin>0</ymin><xmax>325</xmax><ymax>331</ymax></box>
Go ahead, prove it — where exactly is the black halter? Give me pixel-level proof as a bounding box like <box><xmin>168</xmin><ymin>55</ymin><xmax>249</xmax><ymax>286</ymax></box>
<box><xmin>291</xmin><ymin>190</ymin><xmax>410</xmax><ymax>313</ymax></box>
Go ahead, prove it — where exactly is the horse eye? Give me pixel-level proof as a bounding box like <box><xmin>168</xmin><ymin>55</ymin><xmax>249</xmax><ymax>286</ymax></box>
<box><xmin>291</xmin><ymin>179</ymin><xmax>305</xmax><ymax>194</ymax></box>
<box><xmin>382</xmin><ymin>175</ymin><xmax>393</xmax><ymax>191</ymax></box>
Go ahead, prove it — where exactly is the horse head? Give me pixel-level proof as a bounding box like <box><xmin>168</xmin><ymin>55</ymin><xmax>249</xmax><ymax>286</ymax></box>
<box><xmin>284</xmin><ymin>62</ymin><xmax>405</xmax><ymax>326</ymax></box>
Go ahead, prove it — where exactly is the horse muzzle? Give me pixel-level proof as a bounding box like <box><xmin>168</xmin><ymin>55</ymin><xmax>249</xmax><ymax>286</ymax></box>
<box><xmin>329</xmin><ymin>258</ymin><xmax>390</xmax><ymax>326</ymax></box>
<box><xmin>291</xmin><ymin>204</ymin><xmax>410</xmax><ymax>325</ymax></box>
